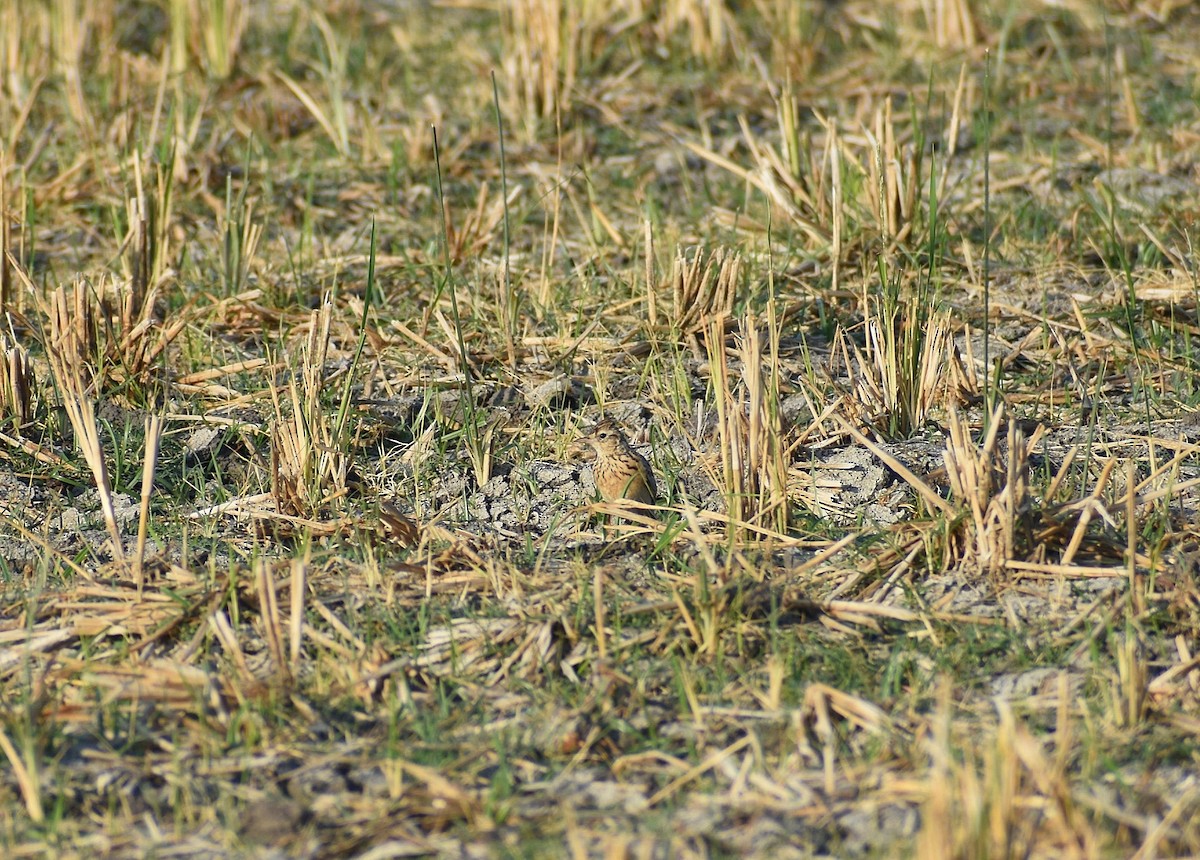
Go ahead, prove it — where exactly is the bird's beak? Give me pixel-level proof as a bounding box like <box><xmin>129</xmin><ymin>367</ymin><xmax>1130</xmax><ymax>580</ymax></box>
<box><xmin>566</xmin><ymin>438</ymin><xmax>598</xmax><ymax>461</ymax></box>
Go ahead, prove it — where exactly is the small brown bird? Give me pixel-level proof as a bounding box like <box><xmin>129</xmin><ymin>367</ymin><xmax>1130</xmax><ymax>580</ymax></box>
<box><xmin>571</xmin><ymin>418</ymin><xmax>658</xmax><ymax>507</ymax></box>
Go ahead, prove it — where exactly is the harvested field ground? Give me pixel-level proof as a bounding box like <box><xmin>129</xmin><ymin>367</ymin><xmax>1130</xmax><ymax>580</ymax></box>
<box><xmin>2</xmin><ymin>0</ymin><xmax>1200</xmax><ymax>857</ymax></box>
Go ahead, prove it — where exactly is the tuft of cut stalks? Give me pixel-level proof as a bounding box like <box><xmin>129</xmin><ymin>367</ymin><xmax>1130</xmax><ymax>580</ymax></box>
<box><xmin>1109</xmin><ymin>626</ymin><xmax>1150</xmax><ymax>729</ymax></box>
<box><xmin>219</xmin><ymin>178</ymin><xmax>263</xmax><ymax>297</ymax></box>
<box><xmin>834</xmin><ymin>297</ymin><xmax>969</xmax><ymax>439</ymax></box>
<box><xmin>42</xmin><ymin>272</ymin><xmax>183</xmax><ymax>404</ymax></box>
<box><xmin>46</xmin><ymin>282</ymin><xmax>98</xmax><ymax>383</ymax></box>
<box><xmin>46</xmin><ymin>300</ymin><xmax>125</xmax><ymax>562</ymax></box>
<box><xmin>269</xmin><ymin>301</ymin><xmax>352</xmax><ymax>519</ymax></box>
<box><xmin>689</xmin><ymin>93</ymin><xmax>936</xmax><ymax>262</ymax></box>
<box><xmin>653</xmin><ymin>0</ymin><xmax>739</xmax><ymax>62</ymax></box>
<box><xmin>919</xmin><ymin>0</ymin><xmax>979</xmax><ymax>50</ymax></box>
<box><xmin>168</xmin><ymin>0</ymin><xmax>246</xmax><ymax>80</ymax></box>
<box><xmin>124</xmin><ymin>152</ymin><xmax>175</xmax><ymax>305</ymax></box>
<box><xmin>0</xmin><ymin>333</ymin><xmax>31</xmax><ymax>430</ymax></box>
<box><xmin>502</xmin><ymin>0</ymin><xmax>744</xmax><ymax>141</ymax></box>
<box><xmin>942</xmin><ymin>405</ymin><xmax>1039</xmax><ymax>577</ymax></box>
<box><xmin>661</xmin><ymin>246</ymin><xmax>740</xmax><ymax>357</ymax></box>
<box><xmin>705</xmin><ymin>311</ymin><xmax>790</xmax><ymax>541</ymax></box>
<box><xmin>918</xmin><ymin>682</ymin><xmax>1095</xmax><ymax>860</ymax></box>
<box><xmin>502</xmin><ymin>0</ymin><xmax>584</xmax><ymax>139</ymax></box>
